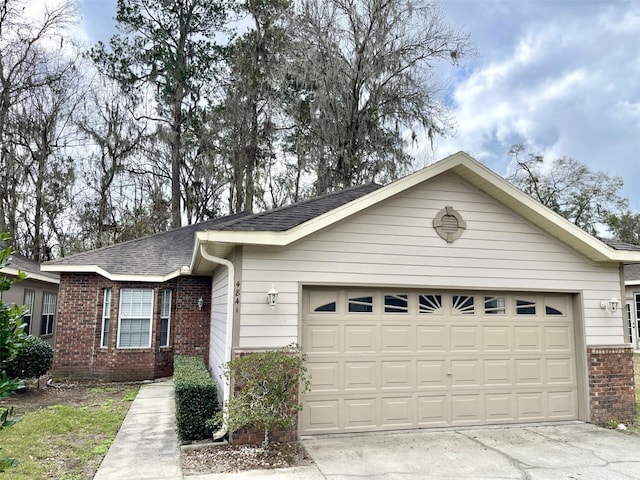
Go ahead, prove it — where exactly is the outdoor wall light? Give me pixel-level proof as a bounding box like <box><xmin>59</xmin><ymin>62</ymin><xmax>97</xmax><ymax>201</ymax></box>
<box><xmin>197</xmin><ymin>297</ymin><xmax>204</xmax><ymax>310</ymax></box>
<box><xmin>267</xmin><ymin>286</ymin><xmax>279</xmax><ymax>310</ymax></box>
<box><xmin>600</xmin><ymin>297</ymin><xmax>621</xmax><ymax>314</ymax></box>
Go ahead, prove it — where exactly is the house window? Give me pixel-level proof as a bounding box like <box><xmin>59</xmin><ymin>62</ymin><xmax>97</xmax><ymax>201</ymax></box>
<box><xmin>160</xmin><ymin>289</ymin><xmax>171</xmax><ymax>347</ymax></box>
<box><xmin>101</xmin><ymin>288</ymin><xmax>111</xmax><ymax>348</ymax></box>
<box><xmin>23</xmin><ymin>290</ymin><xmax>35</xmax><ymax>335</ymax></box>
<box><xmin>40</xmin><ymin>292</ymin><xmax>57</xmax><ymax>336</ymax></box>
<box><xmin>118</xmin><ymin>288</ymin><xmax>153</xmax><ymax>348</ymax></box>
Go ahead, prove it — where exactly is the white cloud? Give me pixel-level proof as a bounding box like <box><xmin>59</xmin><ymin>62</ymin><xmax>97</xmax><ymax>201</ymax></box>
<box><xmin>432</xmin><ymin>0</ymin><xmax>640</xmax><ymax>209</ymax></box>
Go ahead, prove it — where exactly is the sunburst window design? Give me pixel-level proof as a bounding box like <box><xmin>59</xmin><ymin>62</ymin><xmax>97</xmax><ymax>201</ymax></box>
<box><xmin>418</xmin><ymin>294</ymin><xmax>442</xmax><ymax>314</ymax></box>
<box><xmin>516</xmin><ymin>299</ymin><xmax>536</xmax><ymax>315</ymax></box>
<box><xmin>452</xmin><ymin>295</ymin><xmax>475</xmax><ymax>314</ymax></box>
<box><xmin>349</xmin><ymin>296</ymin><xmax>374</xmax><ymax>313</ymax></box>
<box><xmin>384</xmin><ymin>294</ymin><xmax>408</xmax><ymax>313</ymax></box>
<box><xmin>484</xmin><ymin>296</ymin><xmax>506</xmax><ymax>315</ymax></box>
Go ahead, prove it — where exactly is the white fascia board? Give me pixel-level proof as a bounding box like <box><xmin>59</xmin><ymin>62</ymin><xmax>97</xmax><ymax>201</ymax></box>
<box><xmin>40</xmin><ymin>264</ymin><xmax>185</xmax><ymax>282</ymax></box>
<box><xmin>0</xmin><ymin>267</ymin><xmax>60</xmax><ymax>284</ymax></box>
<box><xmin>197</xmin><ymin>151</ymin><xmax>640</xmax><ymax>264</ymax></box>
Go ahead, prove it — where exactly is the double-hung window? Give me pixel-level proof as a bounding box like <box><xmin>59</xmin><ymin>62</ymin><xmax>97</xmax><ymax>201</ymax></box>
<box><xmin>160</xmin><ymin>289</ymin><xmax>171</xmax><ymax>347</ymax></box>
<box><xmin>101</xmin><ymin>288</ymin><xmax>112</xmax><ymax>348</ymax></box>
<box><xmin>118</xmin><ymin>288</ymin><xmax>153</xmax><ymax>348</ymax></box>
<box><xmin>23</xmin><ymin>290</ymin><xmax>35</xmax><ymax>335</ymax></box>
<box><xmin>40</xmin><ymin>292</ymin><xmax>57</xmax><ymax>336</ymax></box>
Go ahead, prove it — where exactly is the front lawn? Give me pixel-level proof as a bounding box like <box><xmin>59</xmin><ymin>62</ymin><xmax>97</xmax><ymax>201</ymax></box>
<box><xmin>0</xmin><ymin>380</ymin><xmax>138</xmax><ymax>479</ymax></box>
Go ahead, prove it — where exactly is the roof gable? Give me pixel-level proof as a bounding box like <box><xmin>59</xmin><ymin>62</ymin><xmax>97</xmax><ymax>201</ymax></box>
<box><xmin>194</xmin><ymin>151</ymin><xmax>640</xmax><ymax>266</ymax></box>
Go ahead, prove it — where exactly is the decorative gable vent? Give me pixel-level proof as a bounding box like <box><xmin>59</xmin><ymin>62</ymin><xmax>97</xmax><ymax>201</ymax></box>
<box><xmin>433</xmin><ymin>206</ymin><xmax>466</xmax><ymax>243</ymax></box>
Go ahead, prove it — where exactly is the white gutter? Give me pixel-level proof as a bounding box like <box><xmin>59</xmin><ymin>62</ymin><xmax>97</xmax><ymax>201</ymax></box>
<box><xmin>199</xmin><ymin>244</ymin><xmax>234</xmax><ymax>440</ymax></box>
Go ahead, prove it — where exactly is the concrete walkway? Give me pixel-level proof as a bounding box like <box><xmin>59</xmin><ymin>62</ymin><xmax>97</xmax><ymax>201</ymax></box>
<box><xmin>95</xmin><ymin>379</ymin><xmax>640</xmax><ymax>479</ymax></box>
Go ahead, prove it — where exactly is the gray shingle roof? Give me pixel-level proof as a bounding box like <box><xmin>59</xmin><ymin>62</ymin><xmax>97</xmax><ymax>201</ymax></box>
<box><xmin>599</xmin><ymin>237</ymin><xmax>640</xmax><ymax>252</ymax></box>
<box><xmin>3</xmin><ymin>253</ymin><xmax>59</xmax><ymax>281</ymax></box>
<box><xmin>44</xmin><ymin>184</ymin><xmax>381</xmax><ymax>276</ymax></box>
<box><xmin>216</xmin><ymin>184</ymin><xmax>382</xmax><ymax>231</ymax></box>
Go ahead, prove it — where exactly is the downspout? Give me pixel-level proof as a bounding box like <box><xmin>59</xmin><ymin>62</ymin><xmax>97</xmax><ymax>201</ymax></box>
<box><xmin>199</xmin><ymin>244</ymin><xmax>234</xmax><ymax>440</ymax></box>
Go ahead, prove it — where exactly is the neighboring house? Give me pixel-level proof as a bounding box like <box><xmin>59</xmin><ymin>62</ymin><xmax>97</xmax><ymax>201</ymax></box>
<box><xmin>42</xmin><ymin>152</ymin><xmax>640</xmax><ymax>437</ymax></box>
<box><xmin>624</xmin><ymin>263</ymin><xmax>640</xmax><ymax>349</ymax></box>
<box><xmin>1</xmin><ymin>253</ymin><xmax>60</xmax><ymax>346</ymax></box>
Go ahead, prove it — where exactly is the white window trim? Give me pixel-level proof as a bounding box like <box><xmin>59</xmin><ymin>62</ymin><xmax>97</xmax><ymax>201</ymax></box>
<box><xmin>117</xmin><ymin>288</ymin><xmax>154</xmax><ymax>349</ymax></box>
<box><xmin>41</xmin><ymin>291</ymin><xmax>57</xmax><ymax>336</ymax></box>
<box><xmin>23</xmin><ymin>289</ymin><xmax>35</xmax><ymax>335</ymax></box>
<box><xmin>160</xmin><ymin>289</ymin><xmax>171</xmax><ymax>348</ymax></box>
<box><xmin>101</xmin><ymin>288</ymin><xmax>111</xmax><ymax>348</ymax></box>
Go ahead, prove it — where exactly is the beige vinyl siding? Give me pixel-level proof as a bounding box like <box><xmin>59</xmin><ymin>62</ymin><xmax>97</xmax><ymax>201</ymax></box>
<box><xmin>238</xmin><ymin>172</ymin><xmax>623</xmax><ymax>348</ymax></box>
<box><xmin>209</xmin><ymin>255</ymin><xmax>233</xmax><ymax>395</ymax></box>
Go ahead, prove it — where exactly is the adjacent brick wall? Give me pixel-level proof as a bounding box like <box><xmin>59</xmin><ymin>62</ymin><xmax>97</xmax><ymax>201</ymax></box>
<box><xmin>52</xmin><ymin>273</ymin><xmax>211</xmax><ymax>381</ymax></box>
<box><xmin>587</xmin><ymin>345</ymin><xmax>636</xmax><ymax>424</ymax></box>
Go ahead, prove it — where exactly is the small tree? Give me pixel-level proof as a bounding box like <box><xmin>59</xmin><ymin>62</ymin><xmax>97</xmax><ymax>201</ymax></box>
<box><xmin>216</xmin><ymin>344</ymin><xmax>310</xmax><ymax>454</ymax></box>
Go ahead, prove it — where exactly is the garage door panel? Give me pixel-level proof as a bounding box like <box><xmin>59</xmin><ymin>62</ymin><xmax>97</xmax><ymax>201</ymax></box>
<box><xmin>305</xmin><ymin>324</ymin><xmax>340</xmax><ymax>354</ymax></box>
<box><xmin>382</xmin><ymin>397</ymin><xmax>415</xmax><ymax>427</ymax></box>
<box><xmin>304</xmin><ymin>400</ymin><xmax>340</xmax><ymax>433</ymax></box>
<box><xmin>302</xmin><ymin>289</ymin><xmax>577</xmax><ymax>434</ymax></box>
<box><xmin>345</xmin><ymin>398</ymin><xmax>377</xmax><ymax>429</ymax></box>
<box><xmin>450</xmin><ymin>360</ymin><xmax>481</xmax><ymax>387</ymax></box>
<box><xmin>344</xmin><ymin>362</ymin><xmax>377</xmax><ymax>390</ymax></box>
<box><xmin>544</xmin><ymin>326</ymin><xmax>572</xmax><ymax>351</ymax></box>
<box><xmin>451</xmin><ymin>394</ymin><xmax>483</xmax><ymax>424</ymax></box>
<box><xmin>483</xmin><ymin>326</ymin><xmax>511</xmax><ymax>351</ymax></box>
<box><xmin>514</xmin><ymin>326</ymin><xmax>542</xmax><ymax>351</ymax></box>
<box><xmin>345</xmin><ymin>325</ymin><xmax>377</xmax><ymax>353</ymax></box>
<box><xmin>308</xmin><ymin>362</ymin><xmax>340</xmax><ymax>392</ymax></box>
<box><xmin>417</xmin><ymin>325</ymin><xmax>448</xmax><ymax>352</ymax></box>
<box><xmin>484</xmin><ymin>393</ymin><xmax>514</xmax><ymax>420</ymax></box>
<box><xmin>417</xmin><ymin>395</ymin><xmax>449</xmax><ymax>426</ymax></box>
<box><xmin>381</xmin><ymin>361</ymin><xmax>414</xmax><ymax>389</ymax></box>
<box><xmin>450</xmin><ymin>326</ymin><xmax>480</xmax><ymax>352</ymax></box>
<box><xmin>546</xmin><ymin>358</ymin><xmax>574</xmax><ymax>384</ymax></box>
<box><xmin>516</xmin><ymin>392</ymin><xmax>545</xmax><ymax>419</ymax></box>
<box><xmin>417</xmin><ymin>360</ymin><xmax>447</xmax><ymax>388</ymax></box>
<box><xmin>483</xmin><ymin>359</ymin><xmax>512</xmax><ymax>385</ymax></box>
<box><xmin>547</xmin><ymin>391</ymin><xmax>576</xmax><ymax>418</ymax></box>
<box><xmin>382</xmin><ymin>325</ymin><xmax>415</xmax><ymax>352</ymax></box>
<box><xmin>515</xmin><ymin>359</ymin><xmax>543</xmax><ymax>384</ymax></box>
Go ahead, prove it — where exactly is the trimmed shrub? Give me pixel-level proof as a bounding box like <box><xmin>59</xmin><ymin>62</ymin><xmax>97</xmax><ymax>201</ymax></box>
<box><xmin>4</xmin><ymin>336</ymin><xmax>53</xmax><ymax>380</ymax></box>
<box><xmin>174</xmin><ymin>355</ymin><xmax>219</xmax><ymax>442</ymax></box>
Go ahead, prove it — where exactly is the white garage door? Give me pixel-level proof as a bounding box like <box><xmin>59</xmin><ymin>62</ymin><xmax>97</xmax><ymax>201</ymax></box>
<box><xmin>301</xmin><ymin>288</ymin><xmax>577</xmax><ymax>435</ymax></box>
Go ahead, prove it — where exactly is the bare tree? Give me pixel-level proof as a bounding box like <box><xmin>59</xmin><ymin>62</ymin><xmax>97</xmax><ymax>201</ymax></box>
<box><xmin>0</xmin><ymin>0</ymin><xmax>76</xmax><ymax>241</ymax></box>
<box><xmin>280</xmin><ymin>0</ymin><xmax>471</xmax><ymax>195</ymax></box>
<box><xmin>508</xmin><ymin>144</ymin><xmax>628</xmax><ymax>235</ymax></box>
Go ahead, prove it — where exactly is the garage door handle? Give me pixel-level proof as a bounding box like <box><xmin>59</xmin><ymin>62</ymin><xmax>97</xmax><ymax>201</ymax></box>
<box><xmin>446</xmin><ymin>372</ymin><xmax>452</xmax><ymax>376</ymax></box>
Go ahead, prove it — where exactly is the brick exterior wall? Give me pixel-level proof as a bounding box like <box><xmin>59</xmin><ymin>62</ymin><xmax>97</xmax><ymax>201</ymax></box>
<box><xmin>587</xmin><ymin>345</ymin><xmax>636</xmax><ymax>425</ymax></box>
<box><xmin>52</xmin><ymin>273</ymin><xmax>212</xmax><ymax>381</ymax></box>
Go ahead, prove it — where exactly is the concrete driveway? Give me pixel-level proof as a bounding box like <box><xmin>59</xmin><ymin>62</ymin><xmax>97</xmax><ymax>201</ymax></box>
<box><xmin>300</xmin><ymin>422</ymin><xmax>640</xmax><ymax>480</ymax></box>
<box><xmin>189</xmin><ymin>422</ymin><xmax>640</xmax><ymax>479</ymax></box>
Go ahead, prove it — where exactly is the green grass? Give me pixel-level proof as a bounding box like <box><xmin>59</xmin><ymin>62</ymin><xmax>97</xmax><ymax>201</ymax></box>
<box><xmin>0</xmin><ymin>387</ymin><xmax>138</xmax><ymax>479</ymax></box>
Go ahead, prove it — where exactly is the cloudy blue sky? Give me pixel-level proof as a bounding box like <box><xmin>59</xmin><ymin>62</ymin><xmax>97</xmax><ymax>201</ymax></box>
<box><xmin>75</xmin><ymin>0</ymin><xmax>640</xmax><ymax>209</ymax></box>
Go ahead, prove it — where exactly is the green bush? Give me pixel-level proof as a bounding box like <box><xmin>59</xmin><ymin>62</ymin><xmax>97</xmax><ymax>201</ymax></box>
<box><xmin>4</xmin><ymin>335</ymin><xmax>53</xmax><ymax>380</ymax></box>
<box><xmin>174</xmin><ymin>355</ymin><xmax>219</xmax><ymax>442</ymax></box>
<box><xmin>216</xmin><ymin>344</ymin><xmax>310</xmax><ymax>453</ymax></box>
